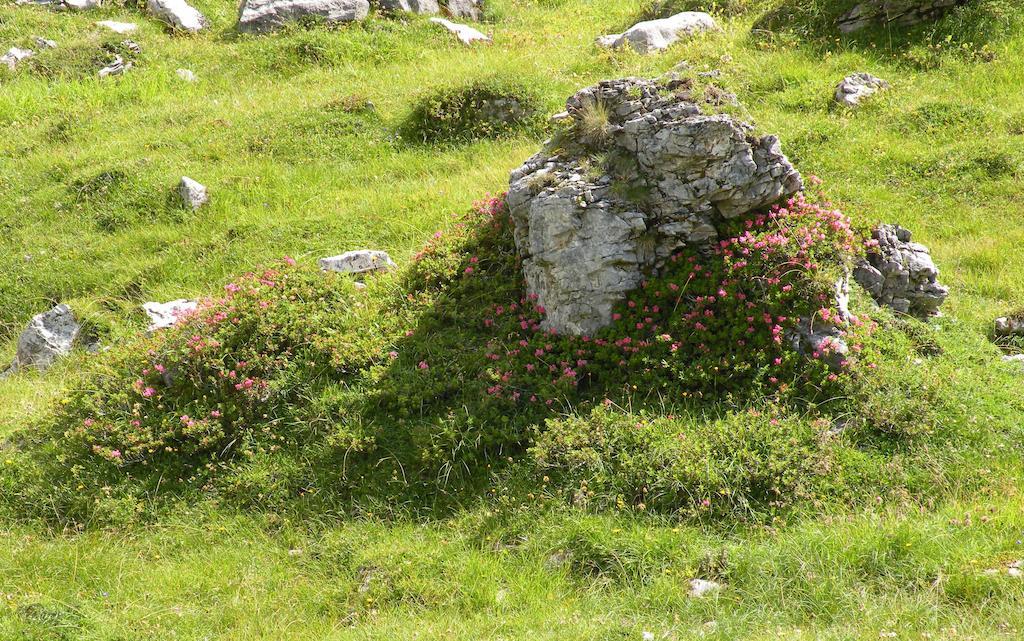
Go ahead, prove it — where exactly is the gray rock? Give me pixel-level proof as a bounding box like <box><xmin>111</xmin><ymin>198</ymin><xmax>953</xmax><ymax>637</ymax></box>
<box><xmin>597</xmin><ymin>11</ymin><xmax>718</xmax><ymax>55</ymax></box>
<box><xmin>688</xmin><ymin>579</ymin><xmax>722</xmax><ymax>597</ymax></box>
<box><xmin>13</xmin><ymin>304</ymin><xmax>80</xmax><ymax>372</ymax></box>
<box><xmin>96</xmin><ymin>20</ymin><xmax>137</xmax><ymax>33</ymax></box>
<box><xmin>789</xmin><ymin>278</ymin><xmax>852</xmax><ymax>371</ymax></box>
<box><xmin>319</xmin><ymin>250</ymin><xmax>396</xmax><ymax>275</ymax></box>
<box><xmin>147</xmin><ymin>0</ymin><xmax>207</xmax><ymax>32</ymax></box>
<box><xmin>1</xmin><ymin>47</ymin><xmax>34</xmax><ymax>71</ymax></box>
<box><xmin>445</xmin><ymin>0</ymin><xmax>481</xmax><ymax>20</ymax></box>
<box><xmin>237</xmin><ymin>0</ymin><xmax>369</xmax><ymax>33</ymax></box>
<box><xmin>19</xmin><ymin>0</ymin><xmax>102</xmax><ymax>9</ymax></box>
<box><xmin>507</xmin><ymin>77</ymin><xmax>802</xmax><ymax>335</ymax></box>
<box><xmin>994</xmin><ymin>316</ymin><xmax>1024</xmax><ymax>337</ymax></box>
<box><xmin>1002</xmin><ymin>354</ymin><xmax>1024</xmax><ymax>371</ymax></box>
<box><xmin>429</xmin><ymin>17</ymin><xmax>490</xmax><ymax>44</ymax></box>
<box><xmin>98</xmin><ymin>55</ymin><xmax>130</xmax><ymax>77</ymax></box>
<box><xmin>33</xmin><ymin>36</ymin><xmax>58</xmax><ymax>49</ymax></box>
<box><xmin>835</xmin><ymin>72</ymin><xmax>889</xmax><ymax>108</ymax></box>
<box><xmin>838</xmin><ymin>0</ymin><xmax>970</xmax><ymax>33</ymax></box>
<box><xmin>142</xmin><ymin>299</ymin><xmax>198</xmax><ymax>332</ymax></box>
<box><xmin>379</xmin><ymin>0</ymin><xmax>439</xmax><ymax>14</ymax></box>
<box><xmin>853</xmin><ymin>224</ymin><xmax>948</xmax><ymax>316</ymax></box>
<box><xmin>178</xmin><ymin>176</ymin><xmax>208</xmax><ymax>210</ymax></box>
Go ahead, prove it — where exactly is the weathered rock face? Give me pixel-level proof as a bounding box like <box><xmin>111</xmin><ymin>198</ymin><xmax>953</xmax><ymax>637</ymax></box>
<box><xmin>178</xmin><ymin>176</ymin><xmax>208</xmax><ymax>210</ymax></box>
<box><xmin>237</xmin><ymin>0</ymin><xmax>369</xmax><ymax>32</ymax></box>
<box><xmin>838</xmin><ymin>0</ymin><xmax>970</xmax><ymax>33</ymax></box>
<box><xmin>14</xmin><ymin>304</ymin><xmax>80</xmax><ymax>371</ymax></box>
<box><xmin>143</xmin><ymin>299</ymin><xmax>198</xmax><ymax>332</ymax></box>
<box><xmin>147</xmin><ymin>0</ymin><xmax>207</xmax><ymax>32</ymax></box>
<box><xmin>597</xmin><ymin>11</ymin><xmax>718</xmax><ymax>55</ymax></box>
<box><xmin>853</xmin><ymin>224</ymin><xmax>948</xmax><ymax>316</ymax></box>
<box><xmin>319</xmin><ymin>250</ymin><xmax>396</xmax><ymax>275</ymax></box>
<box><xmin>429</xmin><ymin>17</ymin><xmax>490</xmax><ymax>45</ymax></box>
<box><xmin>379</xmin><ymin>0</ymin><xmax>438</xmax><ymax>14</ymax></box>
<box><xmin>507</xmin><ymin>77</ymin><xmax>803</xmax><ymax>335</ymax></box>
<box><xmin>834</xmin><ymin>72</ymin><xmax>889</xmax><ymax>108</ymax></box>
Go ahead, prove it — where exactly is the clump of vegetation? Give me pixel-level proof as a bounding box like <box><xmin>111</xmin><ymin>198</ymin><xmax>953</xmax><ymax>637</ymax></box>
<box><xmin>401</xmin><ymin>76</ymin><xmax>546</xmax><ymax>144</ymax></box>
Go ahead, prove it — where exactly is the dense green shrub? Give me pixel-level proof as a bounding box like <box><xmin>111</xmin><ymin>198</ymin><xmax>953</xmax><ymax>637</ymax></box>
<box><xmin>401</xmin><ymin>77</ymin><xmax>545</xmax><ymax>144</ymax></box>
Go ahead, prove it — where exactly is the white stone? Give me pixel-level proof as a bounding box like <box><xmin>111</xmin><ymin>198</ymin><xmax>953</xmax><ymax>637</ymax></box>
<box><xmin>147</xmin><ymin>0</ymin><xmax>207</xmax><ymax>32</ymax></box>
<box><xmin>319</xmin><ymin>250</ymin><xmax>396</xmax><ymax>275</ymax></box>
<box><xmin>98</xmin><ymin>55</ymin><xmax>131</xmax><ymax>77</ymax></box>
<box><xmin>834</xmin><ymin>72</ymin><xmax>889</xmax><ymax>108</ymax></box>
<box><xmin>379</xmin><ymin>0</ymin><xmax>438</xmax><ymax>13</ymax></box>
<box><xmin>96</xmin><ymin>20</ymin><xmax>138</xmax><ymax>33</ymax></box>
<box><xmin>597</xmin><ymin>11</ymin><xmax>718</xmax><ymax>55</ymax></box>
<box><xmin>237</xmin><ymin>0</ymin><xmax>369</xmax><ymax>33</ymax></box>
<box><xmin>176</xmin><ymin>68</ymin><xmax>197</xmax><ymax>82</ymax></box>
<box><xmin>178</xmin><ymin>176</ymin><xmax>208</xmax><ymax>210</ymax></box>
<box><xmin>688</xmin><ymin>579</ymin><xmax>722</xmax><ymax>598</ymax></box>
<box><xmin>143</xmin><ymin>299</ymin><xmax>198</xmax><ymax>331</ymax></box>
<box><xmin>429</xmin><ymin>17</ymin><xmax>490</xmax><ymax>45</ymax></box>
<box><xmin>14</xmin><ymin>304</ymin><xmax>80</xmax><ymax>371</ymax></box>
<box><xmin>33</xmin><ymin>36</ymin><xmax>58</xmax><ymax>49</ymax></box>
<box><xmin>1</xmin><ymin>47</ymin><xmax>34</xmax><ymax>71</ymax></box>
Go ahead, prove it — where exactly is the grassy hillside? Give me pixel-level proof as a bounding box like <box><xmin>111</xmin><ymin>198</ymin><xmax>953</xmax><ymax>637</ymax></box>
<box><xmin>2</xmin><ymin>0</ymin><xmax>1024</xmax><ymax>638</ymax></box>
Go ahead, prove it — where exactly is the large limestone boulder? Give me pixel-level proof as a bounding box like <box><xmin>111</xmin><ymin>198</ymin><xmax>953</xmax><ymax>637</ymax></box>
<box><xmin>147</xmin><ymin>0</ymin><xmax>208</xmax><ymax>32</ymax></box>
<box><xmin>597</xmin><ymin>12</ymin><xmax>718</xmax><ymax>55</ymax></box>
<box><xmin>506</xmin><ymin>77</ymin><xmax>802</xmax><ymax>335</ymax></box>
<box><xmin>853</xmin><ymin>224</ymin><xmax>948</xmax><ymax>316</ymax></box>
<box><xmin>838</xmin><ymin>0</ymin><xmax>970</xmax><ymax>33</ymax></box>
<box><xmin>13</xmin><ymin>304</ymin><xmax>80</xmax><ymax>372</ymax></box>
<box><xmin>237</xmin><ymin>0</ymin><xmax>369</xmax><ymax>33</ymax></box>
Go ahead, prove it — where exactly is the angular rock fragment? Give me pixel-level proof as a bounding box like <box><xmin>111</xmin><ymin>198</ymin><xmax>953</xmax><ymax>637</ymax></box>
<box><xmin>98</xmin><ymin>55</ymin><xmax>131</xmax><ymax>77</ymax></box>
<box><xmin>143</xmin><ymin>299</ymin><xmax>198</xmax><ymax>331</ymax></box>
<box><xmin>994</xmin><ymin>315</ymin><xmax>1024</xmax><ymax>337</ymax></box>
<box><xmin>853</xmin><ymin>224</ymin><xmax>948</xmax><ymax>316</ymax></box>
<box><xmin>1</xmin><ymin>47</ymin><xmax>34</xmax><ymax>71</ymax></box>
<box><xmin>318</xmin><ymin>250</ymin><xmax>396</xmax><ymax>275</ymax></box>
<box><xmin>147</xmin><ymin>0</ymin><xmax>207</xmax><ymax>33</ymax></box>
<box><xmin>506</xmin><ymin>76</ymin><xmax>802</xmax><ymax>335</ymax></box>
<box><xmin>429</xmin><ymin>17</ymin><xmax>489</xmax><ymax>44</ymax></box>
<box><xmin>597</xmin><ymin>11</ymin><xmax>718</xmax><ymax>55</ymax></box>
<box><xmin>834</xmin><ymin>73</ymin><xmax>889</xmax><ymax>108</ymax></box>
<box><xmin>178</xmin><ymin>176</ymin><xmax>209</xmax><ymax>210</ymax></box>
<box><xmin>13</xmin><ymin>304</ymin><xmax>80</xmax><ymax>372</ymax></box>
<box><xmin>237</xmin><ymin>0</ymin><xmax>370</xmax><ymax>33</ymax></box>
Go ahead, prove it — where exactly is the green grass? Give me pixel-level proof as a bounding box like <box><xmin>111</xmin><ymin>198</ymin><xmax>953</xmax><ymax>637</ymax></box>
<box><xmin>2</xmin><ymin>0</ymin><xmax>1024</xmax><ymax>637</ymax></box>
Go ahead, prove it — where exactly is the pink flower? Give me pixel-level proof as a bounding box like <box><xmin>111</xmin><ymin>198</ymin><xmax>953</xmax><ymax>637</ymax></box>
<box><xmin>110</xmin><ymin>450</ymin><xmax>122</xmax><ymax>459</ymax></box>
<box><xmin>418</xmin><ymin>361</ymin><xmax>429</xmax><ymax>370</ymax></box>
<box><xmin>283</xmin><ymin>256</ymin><xmax>297</xmax><ymax>266</ymax></box>
<box><xmin>142</xmin><ymin>387</ymin><xmax>156</xmax><ymax>398</ymax></box>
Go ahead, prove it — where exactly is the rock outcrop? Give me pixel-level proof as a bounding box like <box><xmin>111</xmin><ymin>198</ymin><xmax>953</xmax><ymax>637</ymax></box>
<box><xmin>147</xmin><ymin>0</ymin><xmax>207</xmax><ymax>32</ymax></box>
<box><xmin>853</xmin><ymin>224</ymin><xmax>948</xmax><ymax>316</ymax></box>
<box><xmin>597</xmin><ymin>12</ymin><xmax>718</xmax><ymax>55</ymax></box>
<box><xmin>834</xmin><ymin>73</ymin><xmax>889</xmax><ymax>108</ymax></box>
<box><xmin>379</xmin><ymin>0</ymin><xmax>438</xmax><ymax>14</ymax></box>
<box><xmin>429</xmin><ymin>17</ymin><xmax>490</xmax><ymax>45</ymax></box>
<box><xmin>237</xmin><ymin>0</ymin><xmax>369</xmax><ymax>33</ymax></box>
<box><xmin>506</xmin><ymin>77</ymin><xmax>802</xmax><ymax>335</ymax></box>
<box><xmin>178</xmin><ymin>176</ymin><xmax>208</xmax><ymax>210</ymax></box>
<box><xmin>319</xmin><ymin>250</ymin><xmax>396</xmax><ymax>275</ymax></box>
<box><xmin>13</xmin><ymin>304</ymin><xmax>80</xmax><ymax>372</ymax></box>
<box><xmin>838</xmin><ymin>0</ymin><xmax>970</xmax><ymax>33</ymax></box>
<box><xmin>143</xmin><ymin>299</ymin><xmax>198</xmax><ymax>332</ymax></box>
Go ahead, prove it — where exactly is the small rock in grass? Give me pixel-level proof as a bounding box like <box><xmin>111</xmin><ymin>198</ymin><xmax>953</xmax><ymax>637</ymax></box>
<box><xmin>176</xmin><ymin>68</ymin><xmax>197</xmax><ymax>82</ymax></box>
<box><xmin>995</xmin><ymin>316</ymin><xmax>1024</xmax><ymax>337</ymax></box>
<box><xmin>1009</xmin><ymin>560</ymin><xmax>1023</xmax><ymax>577</ymax></box>
<box><xmin>147</xmin><ymin>0</ymin><xmax>208</xmax><ymax>32</ymax></box>
<box><xmin>319</xmin><ymin>250</ymin><xmax>396</xmax><ymax>275</ymax></box>
<box><xmin>429</xmin><ymin>17</ymin><xmax>490</xmax><ymax>45</ymax></box>
<box><xmin>379</xmin><ymin>0</ymin><xmax>438</xmax><ymax>14</ymax></box>
<box><xmin>178</xmin><ymin>176</ymin><xmax>209</xmax><ymax>210</ymax></box>
<box><xmin>13</xmin><ymin>304</ymin><xmax>80</xmax><ymax>372</ymax></box>
<box><xmin>1</xmin><ymin>47</ymin><xmax>34</xmax><ymax>70</ymax></box>
<box><xmin>98</xmin><ymin>55</ymin><xmax>131</xmax><ymax>77</ymax></box>
<box><xmin>96</xmin><ymin>20</ymin><xmax>137</xmax><ymax>33</ymax></box>
<box><xmin>834</xmin><ymin>72</ymin><xmax>889</xmax><ymax>108</ymax></box>
<box><xmin>236</xmin><ymin>0</ymin><xmax>369</xmax><ymax>33</ymax></box>
<box><xmin>142</xmin><ymin>299</ymin><xmax>198</xmax><ymax>332</ymax></box>
<box><xmin>688</xmin><ymin>578</ymin><xmax>722</xmax><ymax>598</ymax></box>
<box><xmin>445</xmin><ymin>0</ymin><xmax>481</xmax><ymax>20</ymax></box>
<box><xmin>597</xmin><ymin>11</ymin><xmax>718</xmax><ymax>55</ymax></box>
<box><xmin>33</xmin><ymin>36</ymin><xmax>58</xmax><ymax>49</ymax></box>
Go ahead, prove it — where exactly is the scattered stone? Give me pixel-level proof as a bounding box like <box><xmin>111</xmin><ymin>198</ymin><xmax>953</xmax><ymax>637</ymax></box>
<box><xmin>445</xmin><ymin>0</ymin><xmax>481</xmax><ymax>20</ymax></box>
<box><xmin>319</xmin><ymin>250</ymin><xmax>396</xmax><ymax>275</ymax></box>
<box><xmin>853</xmin><ymin>224</ymin><xmax>949</xmax><ymax>316</ymax></box>
<box><xmin>1002</xmin><ymin>354</ymin><xmax>1024</xmax><ymax>372</ymax></box>
<box><xmin>994</xmin><ymin>316</ymin><xmax>1024</xmax><ymax>337</ymax></box>
<box><xmin>506</xmin><ymin>76</ymin><xmax>802</xmax><ymax>335</ymax></box>
<box><xmin>1009</xmin><ymin>560</ymin><xmax>1023</xmax><ymax>578</ymax></box>
<box><xmin>429</xmin><ymin>17</ymin><xmax>490</xmax><ymax>45</ymax></box>
<box><xmin>121</xmin><ymin>39</ymin><xmax>142</xmax><ymax>54</ymax></box>
<box><xmin>33</xmin><ymin>36</ymin><xmax>58</xmax><ymax>49</ymax></box>
<box><xmin>178</xmin><ymin>176</ymin><xmax>209</xmax><ymax>210</ymax></box>
<box><xmin>147</xmin><ymin>0</ymin><xmax>208</xmax><ymax>32</ymax></box>
<box><xmin>789</xmin><ymin>278</ymin><xmax>852</xmax><ymax>371</ymax></box>
<box><xmin>838</xmin><ymin>0</ymin><xmax>970</xmax><ymax>33</ymax></box>
<box><xmin>596</xmin><ymin>11</ymin><xmax>718</xmax><ymax>55</ymax></box>
<box><xmin>96</xmin><ymin>20</ymin><xmax>137</xmax><ymax>33</ymax></box>
<box><xmin>688</xmin><ymin>579</ymin><xmax>722</xmax><ymax>598</ymax></box>
<box><xmin>1</xmin><ymin>47</ymin><xmax>34</xmax><ymax>71</ymax></box>
<box><xmin>176</xmin><ymin>68</ymin><xmax>197</xmax><ymax>82</ymax></box>
<box><xmin>142</xmin><ymin>299</ymin><xmax>198</xmax><ymax>332</ymax></box>
<box><xmin>13</xmin><ymin>304</ymin><xmax>81</xmax><ymax>372</ymax></box>
<box><xmin>834</xmin><ymin>72</ymin><xmax>889</xmax><ymax>108</ymax></box>
<box><xmin>98</xmin><ymin>55</ymin><xmax>131</xmax><ymax>77</ymax></box>
<box><xmin>236</xmin><ymin>0</ymin><xmax>370</xmax><ymax>33</ymax></box>
<box><xmin>379</xmin><ymin>0</ymin><xmax>438</xmax><ymax>14</ymax></box>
